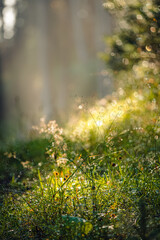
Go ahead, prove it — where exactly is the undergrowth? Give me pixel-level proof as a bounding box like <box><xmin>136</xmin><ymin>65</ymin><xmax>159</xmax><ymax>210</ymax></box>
<box><xmin>0</xmin><ymin>91</ymin><xmax>160</xmax><ymax>240</ymax></box>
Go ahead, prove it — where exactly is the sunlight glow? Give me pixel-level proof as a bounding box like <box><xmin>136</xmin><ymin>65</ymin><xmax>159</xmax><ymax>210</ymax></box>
<box><xmin>69</xmin><ymin>93</ymin><xmax>145</xmax><ymax>141</ymax></box>
<box><xmin>3</xmin><ymin>6</ymin><xmax>16</xmax><ymax>39</ymax></box>
<box><xmin>4</xmin><ymin>0</ymin><xmax>16</xmax><ymax>6</ymax></box>
<box><xmin>3</xmin><ymin>7</ymin><xmax>16</xmax><ymax>30</ymax></box>
<box><xmin>78</xmin><ymin>105</ymin><xmax>83</xmax><ymax>110</ymax></box>
<box><xmin>96</xmin><ymin>120</ymin><xmax>103</xmax><ymax>127</ymax></box>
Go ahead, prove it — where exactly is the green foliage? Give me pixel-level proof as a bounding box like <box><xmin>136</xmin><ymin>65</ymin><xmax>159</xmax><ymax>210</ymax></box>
<box><xmin>0</xmin><ymin>99</ymin><xmax>160</xmax><ymax>239</ymax></box>
<box><xmin>0</xmin><ymin>137</ymin><xmax>49</xmax><ymax>186</ymax></box>
<box><xmin>103</xmin><ymin>0</ymin><xmax>160</xmax><ymax>97</ymax></box>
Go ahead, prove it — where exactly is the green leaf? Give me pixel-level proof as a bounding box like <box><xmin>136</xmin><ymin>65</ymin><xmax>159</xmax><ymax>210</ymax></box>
<box><xmin>62</xmin><ymin>215</ymin><xmax>92</xmax><ymax>235</ymax></box>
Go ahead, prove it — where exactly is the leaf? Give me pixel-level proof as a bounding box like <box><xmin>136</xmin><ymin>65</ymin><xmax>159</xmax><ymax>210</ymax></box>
<box><xmin>82</xmin><ymin>221</ymin><xmax>93</xmax><ymax>235</ymax></box>
<box><xmin>62</xmin><ymin>215</ymin><xmax>92</xmax><ymax>235</ymax></box>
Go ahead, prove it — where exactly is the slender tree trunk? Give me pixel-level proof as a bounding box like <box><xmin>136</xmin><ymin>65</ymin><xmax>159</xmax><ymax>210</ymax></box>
<box><xmin>69</xmin><ymin>0</ymin><xmax>88</xmax><ymax>62</ymax></box>
<box><xmin>36</xmin><ymin>0</ymin><xmax>51</xmax><ymax>120</ymax></box>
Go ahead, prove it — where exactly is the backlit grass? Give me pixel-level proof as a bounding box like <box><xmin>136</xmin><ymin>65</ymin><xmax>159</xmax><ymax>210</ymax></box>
<box><xmin>0</xmin><ymin>92</ymin><xmax>160</xmax><ymax>240</ymax></box>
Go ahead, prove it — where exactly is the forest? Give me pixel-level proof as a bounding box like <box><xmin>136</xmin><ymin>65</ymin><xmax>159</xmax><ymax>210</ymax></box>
<box><xmin>0</xmin><ymin>0</ymin><xmax>160</xmax><ymax>239</ymax></box>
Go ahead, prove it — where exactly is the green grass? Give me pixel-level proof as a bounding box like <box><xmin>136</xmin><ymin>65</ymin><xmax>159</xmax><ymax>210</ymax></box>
<box><xmin>0</xmin><ymin>92</ymin><xmax>160</xmax><ymax>239</ymax></box>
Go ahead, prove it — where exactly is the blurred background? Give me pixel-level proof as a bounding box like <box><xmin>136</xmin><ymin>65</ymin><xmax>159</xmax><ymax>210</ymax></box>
<box><xmin>0</xmin><ymin>0</ymin><xmax>113</xmax><ymax>139</ymax></box>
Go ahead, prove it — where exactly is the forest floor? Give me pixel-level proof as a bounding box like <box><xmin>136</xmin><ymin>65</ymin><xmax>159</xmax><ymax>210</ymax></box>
<box><xmin>0</xmin><ymin>90</ymin><xmax>160</xmax><ymax>240</ymax></box>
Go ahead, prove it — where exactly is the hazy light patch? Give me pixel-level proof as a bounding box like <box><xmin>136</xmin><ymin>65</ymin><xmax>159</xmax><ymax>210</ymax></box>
<box><xmin>4</xmin><ymin>0</ymin><xmax>16</xmax><ymax>6</ymax></box>
<box><xmin>69</xmin><ymin>93</ymin><xmax>145</xmax><ymax>142</ymax></box>
<box><xmin>3</xmin><ymin>6</ymin><xmax>16</xmax><ymax>39</ymax></box>
<box><xmin>78</xmin><ymin>105</ymin><xmax>83</xmax><ymax>110</ymax></box>
<box><xmin>87</xmin><ymin>121</ymin><xmax>91</xmax><ymax>127</ymax></box>
<box><xmin>96</xmin><ymin>120</ymin><xmax>103</xmax><ymax>127</ymax></box>
<box><xmin>4</xmin><ymin>29</ymin><xmax>14</xmax><ymax>39</ymax></box>
<box><xmin>3</xmin><ymin>7</ymin><xmax>16</xmax><ymax>30</ymax></box>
